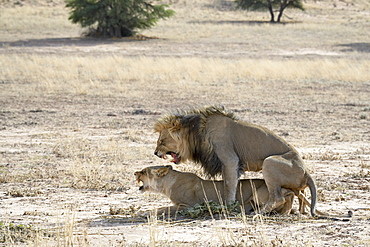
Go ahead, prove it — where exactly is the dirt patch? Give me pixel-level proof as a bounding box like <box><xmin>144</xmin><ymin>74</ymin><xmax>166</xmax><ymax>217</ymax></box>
<box><xmin>1</xmin><ymin>80</ymin><xmax>369</xmax><ymax>246</ymax></box>
<box><xmin>1</xmin><ymin>0</ymin><xmax>370</xmax><ymax>246</ymax></box>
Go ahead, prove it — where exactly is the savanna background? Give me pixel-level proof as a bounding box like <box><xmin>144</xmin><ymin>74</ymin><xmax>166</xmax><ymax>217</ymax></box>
<box><xmin>0</xmin><ymin>0</ymin><xmax>370</xmax><ymax>246</ymax></box>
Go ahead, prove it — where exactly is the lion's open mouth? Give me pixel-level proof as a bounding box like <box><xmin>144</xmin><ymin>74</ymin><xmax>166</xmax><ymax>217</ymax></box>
<box><xmin>137</xmin><ymin>179</ymin><xmax>144</xmax><ymax>190</ymax></box>
<box><xmin>166</xmin><ymin>152</ymin><xmax>181</xmax><ymax>164</ymax></box>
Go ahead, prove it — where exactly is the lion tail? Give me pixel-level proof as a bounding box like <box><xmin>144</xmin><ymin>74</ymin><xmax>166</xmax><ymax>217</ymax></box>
<box><xmin>306</xmin><ymin>174</ymin><xmax>352</xmax><ymax>221</ymax></box>
<box><xmin>306</xmin><ymin>174</ymin><xmax>318</xmax><ymax>217</ymax></box>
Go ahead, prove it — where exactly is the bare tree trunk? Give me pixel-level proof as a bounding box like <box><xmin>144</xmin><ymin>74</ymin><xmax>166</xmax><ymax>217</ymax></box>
<box><xmin>108</xmin><ymin>27</ymin><xmax>113</xmax><ymax>37</ymax></box>
<box><xmin>115</xmin><ymin>27</ymin><xmax>122</xmax><ymax>38</ymax></box>
<box><xmin>277</xmin><ymin>0</ymin><xmax>288</xmax><ymax>22</ymax></box>
<box><xmin>277</xmin><ymin>9</ymin><xmax>284</xmax><ymax>22</ymax></box>
<box><xmin>268</xmin><ymin>1</ymin><xmax>275</xmax><ymax>22</ymax></box>
<box><xmin>269</xmin><ymin>5</ymin><xmax>275</xmax><ymax>22</ymax></box>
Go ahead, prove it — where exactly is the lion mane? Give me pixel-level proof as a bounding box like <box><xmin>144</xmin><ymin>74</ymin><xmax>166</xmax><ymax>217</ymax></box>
<box><xmin>154</xmin><ymin>105</ymin><xmax>239</xmax><ymax>177</ymax></box>
<box><xmin>154</xmin><ymin>105</ymin><xmax>353</xmax><ymax>220</ymax></box>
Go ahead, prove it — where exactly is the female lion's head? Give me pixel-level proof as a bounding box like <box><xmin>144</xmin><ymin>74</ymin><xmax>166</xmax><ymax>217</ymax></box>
<box><xmin>134</xmin><ymin>165</ymin><xmax>173</xmax><ymax>192</ymax></box>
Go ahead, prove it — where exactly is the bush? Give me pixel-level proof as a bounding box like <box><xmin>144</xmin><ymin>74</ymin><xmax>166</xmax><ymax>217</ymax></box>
<box><xmin>235</xmin><ymin>0</ymin><xmax>304</xmax><ymax>23</ymax></box>
<box><xmin>66</xmin><ymin>0</ymin><xmax>175</xmax><ymax>37</ymax></box>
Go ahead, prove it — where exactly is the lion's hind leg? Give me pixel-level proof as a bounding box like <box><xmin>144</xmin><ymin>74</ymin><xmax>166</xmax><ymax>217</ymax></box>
<box><xmin>274</xmin><ymin>189</ymin><xmax>294</xmax><ymax>215</ymax></box>
<box><xmin>242</xmin><ymin>186</ymin><xmax>293</xmax><ymax>215</ymax></box>
<box><xmin>260</xmin><ymin>152</ymin><xmax>306</xmax><ymax>214</ymax></box>
<box><xmin>240</xmin><ymin>182</ymin><xmax>269</xmax><ymax>215</ymax></box>
<box><xmin>297</xmin><ymin>189</ymin><xmax>307</xmax><ymax>214</ymax></box>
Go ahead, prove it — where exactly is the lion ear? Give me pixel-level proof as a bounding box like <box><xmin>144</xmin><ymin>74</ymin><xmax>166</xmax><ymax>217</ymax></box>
<box><xmin>155</xmin><ymin>167</ymin><xmax>170</xmax><ymax>177</ymax></box>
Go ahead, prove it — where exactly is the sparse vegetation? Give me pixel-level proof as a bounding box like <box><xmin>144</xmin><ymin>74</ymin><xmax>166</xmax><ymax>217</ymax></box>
<box><xmin>6</xmin><ymin>188</ymin><xmax>43</xmax><ymax>197</ymax></box>
<box><xmin>109</xmin><ymin>205</ymin><xmax>141</xmax><ymax>216</ymax></box>
<box><xmin>0</xmin><ymin>0</ymin><xmax>369</xmax><ymax>246</ymax></box>
<box><xmin>0</xmin><ymin>222</ymin><xmax>51</xmax><ymax>244</ymax></box>
<box><xmin>66</xmin><ymin>0</ymin><xmax>175</xmax><ymax>37</ymax></box>
<box><xmin>179</xmin><ymin>201</ymin><xmax>242</xmax><ymax>218</ymax></box>
<box><xmin>235</xmin><ymin>0</ymin><xmax>305</xmax><ymax>22</ymax></box>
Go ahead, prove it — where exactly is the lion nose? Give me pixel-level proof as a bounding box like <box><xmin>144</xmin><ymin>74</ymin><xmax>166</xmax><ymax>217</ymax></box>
<box><xmin>154</xmin><ymin>151</ymin><xmax>158</xmax><ymax>156</ymax></box>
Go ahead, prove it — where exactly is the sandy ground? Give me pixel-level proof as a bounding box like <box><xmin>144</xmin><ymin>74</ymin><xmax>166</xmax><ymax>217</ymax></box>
<box><xmin>1</xmin><ymin>91</ymin><xmax>369</xmax><ymax>246</ymax></box>
<box><xmin>1</xmin><ymin>1</ymin><xmax>370</xmax><ymax>246</ymax></box>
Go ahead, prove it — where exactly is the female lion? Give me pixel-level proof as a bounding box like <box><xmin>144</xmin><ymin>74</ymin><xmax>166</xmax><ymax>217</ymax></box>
<box><xmin>135</xmin><ymin>165</ymin><xmax>295</xmax><ymax>217</ymax></box>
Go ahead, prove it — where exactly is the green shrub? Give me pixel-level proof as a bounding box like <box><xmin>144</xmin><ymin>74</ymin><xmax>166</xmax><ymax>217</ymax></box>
<box><xmin>66</xmin><ymin>0</ymin><xmax>175</xmax><ymax>37</ymax></box>
<box><xmin>179</xmin><ymin>201</ymin><xmax>241</xmax><ymax>218</ymax></box>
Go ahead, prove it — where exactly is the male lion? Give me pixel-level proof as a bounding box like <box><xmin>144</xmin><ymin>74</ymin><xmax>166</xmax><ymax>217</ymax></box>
<box><xmin>153</xmin><ymin>105</ymin><xmax>318</xmax><ymax>217</ymax></box>
<box><xmin>135</xmin><ymin>165</ymin><xmax>295</xmax><ymax>216</ymax></box>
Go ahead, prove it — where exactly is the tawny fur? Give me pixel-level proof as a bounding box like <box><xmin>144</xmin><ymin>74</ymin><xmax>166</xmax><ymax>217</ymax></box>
<box><xmin>135</xmin><ymin>165</ymin><xmax>295</xmax><ymax>217</ymax></box>
<box><xmin>153</xmin><ymin>105</ymin><xmax>319</xmax><ymax>216</ymax></box>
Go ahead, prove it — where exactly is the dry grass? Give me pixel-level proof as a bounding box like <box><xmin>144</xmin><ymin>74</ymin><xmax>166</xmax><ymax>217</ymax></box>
<box><xmin>1</xmin><ymin>0</ymin><xmax>370</xmax><ymax>246</ymax></box>
<box><xmin>0</xmin><ymin>5</ymin><xmax>79</xmax><ymax>40</ymax></box>
<box><xmin>1</xmin><ymin>55</ymin><xmax>369</xmax><ymax>98</ymax></box>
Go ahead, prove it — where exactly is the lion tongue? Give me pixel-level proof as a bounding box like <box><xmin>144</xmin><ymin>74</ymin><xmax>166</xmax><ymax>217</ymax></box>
<box><xmin>171</xmin><ymin>153</ymin><xmax>180</xmax><ymax>164</ymax></box>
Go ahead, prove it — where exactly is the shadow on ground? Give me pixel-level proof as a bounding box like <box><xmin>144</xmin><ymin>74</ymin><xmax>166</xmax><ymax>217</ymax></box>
<box><xmin>337</xmin><ymin>43</ymin><xmax>370</xmax><ymax>53</ymax></box>
<box><xmin>0</xmin><ymin>36</ymin><xmax>157</xmax><ymax>48</ymax></box>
